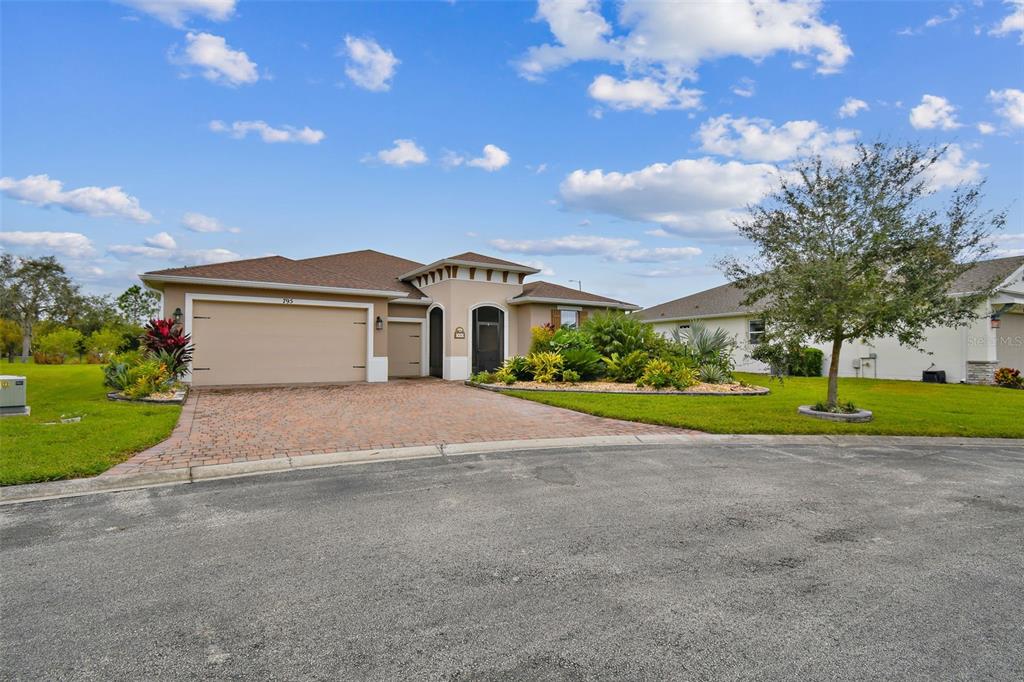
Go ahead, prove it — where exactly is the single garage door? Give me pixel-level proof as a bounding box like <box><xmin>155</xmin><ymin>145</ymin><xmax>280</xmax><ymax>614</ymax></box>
<box><xmin>190</xmin><ymin>300</ymin><xmax>368</xmax><ymax>387</ymax></box>
<box><xmin>387</xmin><ymin>321</ymin><xmax>422</xmax><ymax>377</ymax></box>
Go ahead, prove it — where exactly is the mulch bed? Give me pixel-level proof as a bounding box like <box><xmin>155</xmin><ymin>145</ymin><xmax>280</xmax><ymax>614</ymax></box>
<box><xmin>469</xmin><ymin>380</ymin><xmax>769</xmax><ymax>396</ymax></box>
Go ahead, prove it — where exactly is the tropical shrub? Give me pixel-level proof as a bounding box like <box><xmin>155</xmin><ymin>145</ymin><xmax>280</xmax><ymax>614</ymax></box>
<box><xmin>750</xmin><ymin>342</ymin><xmax>824</xmax><ymax>377</ymax></box>
<box><xmin>791</xmin><ymin>347</ymin><xmax>824</xmax><ymax>377</ymax></box>
<box><xmin>142</xmin><ymin>318</ymin><xmax>193</xmax><ymax>378</ymax></box>
<box><xmin>501</xmin><ymin>355</ymin><xmax>532</xmax><ymax>380</ymax></box>
<box><xmin>636</xmin><ymin>359</ymin><xmax>676</xmax><ymax>389</ymax></box>
<box><xmin>34</xmin><ymin>327</ymin><xmax>84</xmax><ymax>364</ymax></box>
<box><xmin>994</xmin><ymin>367</ymin><xmax>1023</xmax><ymax>389</ymax></box>
<box><xmin>560</xmin><ymin>346</ymin><xmax>604</xmax><ymax>380</ymax></box>
<box><xmin>673</xmin><ymin>365</ymin><xmax>699</xmax><ymax>389</ymax></box>
<box><xmin>561</xmin><ymin>369</ymin><xmax>581</xmax><ymax>383</ymax></box>
<box><xmin>471</xmin><ymin>370</ymin><xmax>496</xmax><ymax>384</ymax></box>
<box><xmin>582</xmin><ymin>311</ymin><xmax>657</xmax><ymax>358</ymax></box>
<box><xmin>529</xmin><ymin>323</ymin><xmax>557</xmax><ymax>353</ymax></box>
<box><xmin>494</xmin><ymin>367</ymin><xmax>517</xmax><ymax>385</ymax></box>
<box><xmin>103</xmin><ymin>350</ymin><xmax>145</xmax><ymax>391</ymax></box>
<box><xmin>697</xmin><ymin>363</ymin><xmax>732</xmax><ymax>384</ymax></box>
<box><xmin>122</xmin><ymin>359</ymin><xmax>172</xmax><ymax>399</ymax></box>
<box><xmin>681</xmin><ymin>322</ymin><xmax>735</xmax><ymax>371</ymax></box>
<box><xmin>87</xmin><ymin>326</ymin><xmax>125</xmax><ymax>362</ymax></box>
<box><xmin>527</xmin><ymin>351</ymin><xmax>563</xmax><ymax>383</ymax></box>
<box><xmin>602</xmin><ymin>350</ymin><xmax>649</xmax><ymax>383</ymax></box>
<box><xmin>550</xmin><ymin>326</ymin><xmax>592</xmax><ymax>352</ymax></box>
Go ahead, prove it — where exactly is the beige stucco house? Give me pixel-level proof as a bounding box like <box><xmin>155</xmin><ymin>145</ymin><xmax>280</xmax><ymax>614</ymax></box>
<box><xmin>637</xmin><ymin>255</ymin><xmax>1024</xmax><ymax>385</ymax></box>
<box><xmin>140</xmin><ymin>250</ymin><xmax>637</xmax><ymax>387</ymax></box>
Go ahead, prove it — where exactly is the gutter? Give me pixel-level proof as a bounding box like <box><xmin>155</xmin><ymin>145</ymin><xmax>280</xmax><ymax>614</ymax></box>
<box><xmin>508</xmin><ymin>295</ymin><xmax>639</xmax><ymax>311</ymax></box>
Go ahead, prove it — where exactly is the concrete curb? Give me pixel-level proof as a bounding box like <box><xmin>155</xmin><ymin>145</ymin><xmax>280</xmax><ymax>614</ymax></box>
<box><xmin>2</xmin><ymin>432</ymin><xmax>1021</xmax><ymax>506</ymax></box>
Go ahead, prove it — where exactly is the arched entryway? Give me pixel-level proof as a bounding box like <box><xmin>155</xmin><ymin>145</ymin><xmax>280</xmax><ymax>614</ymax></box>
<box><xmin>428</xmin><ymin>306</ymin><xmax>444</xmax><ymax>378</ymax></box>
<box><xmin>471</xmin><ymin>305</ymin><xmax>505</xmax><ymax>374</ymax></box>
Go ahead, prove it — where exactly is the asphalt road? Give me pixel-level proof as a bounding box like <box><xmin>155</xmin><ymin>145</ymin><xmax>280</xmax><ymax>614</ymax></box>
<box><xmin>2</xmin><ymin>441</ymin><xmax>1023</xmax><ymax>680</ymax></box>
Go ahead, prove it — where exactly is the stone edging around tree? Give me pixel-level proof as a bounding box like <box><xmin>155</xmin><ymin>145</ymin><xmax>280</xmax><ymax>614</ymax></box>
<box><xmin>466</xmin><ymin>381</ymin><xmax>770</xmax><ymax>397</ymax></box>
<box><xmin>106</xmin><ymin>388</ymin><xmax>188</xmax><ymax>406</ymax></box>
<box><xmin>797</xmin><ymin>405</ymin><xmax>873</xmax><ymax>422</ymax></box>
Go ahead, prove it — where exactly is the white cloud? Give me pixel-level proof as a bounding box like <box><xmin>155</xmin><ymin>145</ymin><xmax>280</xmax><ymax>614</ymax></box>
<box><xmin>0</xmin><ymin>230</ymin><xmax>96</xmax><ymax>258</ymax></box>
<box><xmin>518</xmin><ymin>0</ymin><xmax>852</xmax><ymax>86</ymax></box>
<box><xmin>559</xmin><ymin>157</ymin><xmax>782</xmax><ymax>237</ymax></box>
<box><xmin>145</xmin><ymin>231</ymin><xmax>177</xmax><ymax>250</ymax></box>
<box><xmin>342</xmin><ymin>36</ymin><xmax>399</xmax><ymax>92</ymax></box>
<box><xmin>209</xmin><ymin>119</ymin><xmax>325</xmax><ymax>144</ymax></box>
<box><xmin>587</xmin><ymin>74</ymin><xmax>702</xmax><ymax>112</ymax></box>
<box><xmin>838</xmin><ymin>97</ymin><xmax>869</xmax><ymax>118</ymax></box>
<box><xmin>697</xmin><ymin>115</ymin><xmax>857</xmax><ymax>163</ymax></box>
<box><xmin>0</xmin><ymin>174</ymin><xmax>153</xmax><ymax>223</ymax></box>
<box><xmin>522</xmin><ymin>259</ymin><xmax>556</xmax><ymax>276</ymax></box>
<box><xmin>173</xmin><ymin>32</ymin><xmax>258</xmax><ymax>86</ymax></box>
<box><xmin>990</xmin><ymin>231</ymin><xmax>1024</xmax><ymax>257</ymax></box>
<box><xmin>977</xmin><ymin>121</ymin><xmax>997</xmax><ymax>135</ymax></box>
<box><xmin>899</xmin><ymin>4</ymin><xmax>963</xmax><ymax>35</ymax></box>
<box><xmin>119</xmin><ymin>0</ymin><xmax>235</xmax><ymax>28</ymax></box>
<box><xmin>371</xmin><ymin>139</ymin><xmax>428</xmax><ymax>167</ymax></box>
<box><xmin>490</xmin><ymin>234</ymin><xmax>702</xmax><ymax>263</ymax></box>
<box><xmin>444</xmin><ymin>144</ymin><xmax>511</xmax><ymax>171</ymax></box>
<box><xmin>731</xmin><ymin>77</ymin><xmax>756</xmax><ymax>98</ymax></box>
<box><xmin>988</xmin><ymin>88</ymin><xmax>1024</xmax><ymax>127</ymax></box>
<box><xmin>922</xmin><ymin>143</ymin><xmax>984</xmax><ymax>190</ymax></box>
<box><xmin>990</xmin><ymin>0</ymin><xmax>1024</xmax><ymax>43</ymax></box>
<box><xmin>182</xmin><ymin>211</ymin><xmax>240</xmax><ymax>233</ymax></box>
<box><xmin>909</xmin><ymin>94</ymin><xmax>961</xmax><ymax>130</ymax></box>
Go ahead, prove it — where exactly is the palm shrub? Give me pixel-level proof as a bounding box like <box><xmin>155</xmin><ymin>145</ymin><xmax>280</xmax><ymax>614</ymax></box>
<box><xmin>682</xmin><ymin>322</ymin><xmax>735</xmax><ymax>372</ymax></box>
<box><xmin>560</xmin><ymin>346</ymin><xmax>604</xmax><ymax>380</ymax></box>
<box><xmin>527</xmin><ymin>351</ymin><xmax>563</xmax><ymax>383</ymax></box>
<box><xmin>582</xmin><ymin>311</ymin><xmax>657</xmax><ymax>358</ymax></box>
<box><xmin>697</xmin><ymin>363</ymin><xmax>732</xmax><ymax>384</ymax></box>
<box><xmin>602</xmin><ymin>350</ymin><xmax>649</xmax><ymax>383</ymax></box>
<box><xmin>501</xmin><ymin>355</ymin><xmax>532</xmax><ymax>380</ymax></box>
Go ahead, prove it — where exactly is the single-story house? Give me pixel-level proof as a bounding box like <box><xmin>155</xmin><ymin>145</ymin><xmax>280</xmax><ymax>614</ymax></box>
<box><xmin>637</xmin><ymin>255</ymin><xmax>1024</xmax><ymax>384</ymax></box>
<box><xmin>140</xmin><ymin>250</ymin><xmax>637</xmax><ymax>387</ymax></box>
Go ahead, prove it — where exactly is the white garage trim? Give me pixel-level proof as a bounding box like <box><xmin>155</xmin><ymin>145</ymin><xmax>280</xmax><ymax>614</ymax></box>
<box><xmin>387</xmin><ymin>316</ymin><xmax>429</xmax><ymax>377</ymax></box>
<box><xmin>184</xmin><ymin>292</ymin><xmax>380</xmax><ymax>383</ymax></box>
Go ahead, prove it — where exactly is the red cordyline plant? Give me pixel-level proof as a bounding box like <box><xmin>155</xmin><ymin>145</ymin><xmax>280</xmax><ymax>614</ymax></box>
<box><xmin>142</xmin><ymin>318</ymin><xmax>194</xmax><ymax>378</ymax></box>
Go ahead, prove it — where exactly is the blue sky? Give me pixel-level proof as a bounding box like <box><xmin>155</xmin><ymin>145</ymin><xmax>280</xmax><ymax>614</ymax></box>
<box><xmin>1</xmin><ymin>0</ymin><xmax>1022</xmax><ymax>306</ymax></box>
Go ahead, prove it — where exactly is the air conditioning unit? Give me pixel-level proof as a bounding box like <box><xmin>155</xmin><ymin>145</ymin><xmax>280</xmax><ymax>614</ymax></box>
<box><xmin>0</xmin><ymin>375</ymin><xmax>30</xmax><ymax>417</ymax></box>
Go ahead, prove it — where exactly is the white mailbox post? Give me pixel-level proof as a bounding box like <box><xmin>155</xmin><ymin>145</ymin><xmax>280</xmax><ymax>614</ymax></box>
<box><xmin>0</xmin><ymin>375</ymin><xmax>30</xmax><ymax>417</ymax></box>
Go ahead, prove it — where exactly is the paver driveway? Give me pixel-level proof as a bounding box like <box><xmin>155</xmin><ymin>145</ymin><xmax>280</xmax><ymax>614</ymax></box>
<box><xmin>107</xmin><ymin>379</ymin><xmax>682</xmax><ymax>474</ymax></box>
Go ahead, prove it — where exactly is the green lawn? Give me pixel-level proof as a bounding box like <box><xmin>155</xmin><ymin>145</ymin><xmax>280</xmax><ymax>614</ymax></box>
<box><xmin>0</xmin><ymin>362</ymin><xmax>181</xmax><ymax>486</ymax></box>
<box><xmin>507</xmin><ymin>373</ymin><xmax>1024</xmax><ymax>438</ymax></box>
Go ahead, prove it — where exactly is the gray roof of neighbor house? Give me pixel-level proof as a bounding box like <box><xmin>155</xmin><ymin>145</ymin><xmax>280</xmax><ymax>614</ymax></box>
<box><xmin>638</xmin><ymin>255</ymin><xmax>1024</xmax><ymax>321</ymax></box>
<box><xmin>511</xmin><ymin>280</ymin><xmax>638</xmax><ymax>310</ymax></box>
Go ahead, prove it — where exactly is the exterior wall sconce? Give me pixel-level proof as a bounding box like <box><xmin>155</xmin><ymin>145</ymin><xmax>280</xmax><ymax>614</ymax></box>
<box><xmin>990</xmin><ymin>316</ymin><xmax>1001</xmax><ymax>329</ymax></box>
<box><xmin>375</xmin><ymin>316</ymin><xmax>384</xmax><ymax>331</ymax></box>
<box><xmin>173</xmin><ymin>307</ymin><xmax>183</xmax><ymax>324</ymax></box>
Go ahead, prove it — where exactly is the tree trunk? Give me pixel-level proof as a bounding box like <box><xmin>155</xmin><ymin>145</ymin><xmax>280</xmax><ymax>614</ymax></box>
<box><xmin>827</xmin><ymin>336</ymin><xmax>843</xmax><ymax>407</ymax></box>
<box><xmin>20</xmin><ymin>331</ymin><xmax>31</xmax><ymax>363</ymax></box>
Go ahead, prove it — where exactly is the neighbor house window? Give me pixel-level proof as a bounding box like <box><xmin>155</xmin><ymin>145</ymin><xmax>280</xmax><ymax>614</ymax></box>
<box><xmin>748</xmin><ymin>319</ymin><xmax>766</xmax><ymax>345</ymax></box>
<box><xmin>560</xmin><ymin>309</ymin><xmax>580</xmax><ymax>327</ymax></box>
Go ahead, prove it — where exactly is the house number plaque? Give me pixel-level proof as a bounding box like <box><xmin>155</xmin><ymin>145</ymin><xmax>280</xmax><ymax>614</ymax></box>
<box><xmin>454</xmin><ymin>327</ymin><xmax>466</xmax><ymax>339</ymax></box>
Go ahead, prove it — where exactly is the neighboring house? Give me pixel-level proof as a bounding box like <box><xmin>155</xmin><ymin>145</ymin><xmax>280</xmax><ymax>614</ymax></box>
<box><xmin>140</xmin><ymin>250</ymin><xmax>636</xmax><ymax>387</ymax></box>
<box><xmin>637</xmin><ymin>256</ymin><xmax>1024</xmax><ymax>384</ymax></box>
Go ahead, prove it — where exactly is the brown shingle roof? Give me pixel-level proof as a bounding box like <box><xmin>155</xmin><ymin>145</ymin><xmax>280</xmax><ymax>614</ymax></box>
<box><xmin>638</xmin><ymin>256</ymin><xmax>1024</xmax><ymax>321</ymax></box>
<box><xmin>300</xmin><ymin>250</ymin><xmax>426</xmax><ymax>299</ymax></box>
<box><xmin>512</xmin><ymin>281</ymin><xmax>637</xmax><ymax>309</ymax></box>
<box><xmin>142</xmin><ymin>255</ymin><xmax>405</xmax><ymax>294</ymax></box>
<box><xmin>445</xmin><ymin>252</ymin><xmax>533</xmax><ymax>269</ymax></box>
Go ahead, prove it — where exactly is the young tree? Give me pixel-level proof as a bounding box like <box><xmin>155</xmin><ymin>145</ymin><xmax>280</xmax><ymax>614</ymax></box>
<box><xmin>0</xmin><ymin>255</ymin><xmax>79</xmax><ymax>361</ymax></box>
<box><xmin>720</xmin><ymin>143</ymin><xmax>1005</xmax><ymax>408</ymax></box>
<box><xmin>116</xmin><ymin>285</ymin><xmax>160</xmax><ymax>325</ymax></box>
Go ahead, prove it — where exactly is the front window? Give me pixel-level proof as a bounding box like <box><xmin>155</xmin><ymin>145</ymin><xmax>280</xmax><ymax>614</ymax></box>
<box><xmin>748</xmin><ymin>319</ymin><xmax>765</xmax><ymax>345</ymax></box>
<box><xmin>560</xmin><ymin>309</ymin><xmax>580</xmax><ymax>328</ymax></box>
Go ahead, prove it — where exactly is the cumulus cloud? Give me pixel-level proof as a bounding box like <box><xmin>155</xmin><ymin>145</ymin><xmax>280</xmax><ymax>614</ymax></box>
<box><xmin>588</xmin><ymin>74</ymin><xmax>702</xmax><ymax>112</ymax></box>
<box><xmin>989</xmin><ymin>88</ymin><xmax>1024</xmax><ymax>128</ymax></box>
<box><xmin>109</xmin><ymin>233</ymin><xmax>239</xmax><ymax>264</ymax></box>
<box><xmin>444</xmin><ymin>144</ymin><xmax>511</xmax><ymax>171</ymax></box>
<box><xmin>490</xmin><ymin>234</ymin><xmax>701</xmax><ymax>262</ymax></box>
<box><xmin>342</xmin><ymin>36</ymin><xmax>399</xmax><ymax>91</ymax></box>
<box><xmin>978</xmin><ymin>122</ymin><xmax>997</xmax><ymax>135</ymax></box>
<box><xmin>0</xmin><ymin>230</ymin><xmax>96</xmax><ymax>258</ymax></box>
<box><xmin>0</xmin><ymin>174</ymin><xmax>153</xmax><ymax>223</ymax></box>
<box><xmin>119</xmin><ymin>0</ymin><xmax>235</xmax><ymax>28</ymax></box>
<box><xmin>838</xmin><ymin>97</ymin><xmax>869</xmax><ymax>118</ymax></box>
<box><xmin>172</xmin><ymin>32</ymin><xmax>258</xmax><ymax>86</ymax></box>
<box><xmin>697</xmin><ymin>115</ymin><xmax>858</xmax><ymax>163</ymax></box>
<box><xmin>909</xmin><ymin>94</ymin><xmax>961</xmax><ymax>130</ymax></box>
<box><xmin>370</xmin><ymin>139</ymin><xmax>428</xmax><ymax>167</ymax></box>
<box><xmin>145</xmin><ymin>231</ymin><xmax>177</xmax><ymax>250</ymax></box>
<box><xmin>559</xmin><ymin>157</ymin><xmax>782</xmax><ymax>237</ymax></box>
<box><xmin>922</xmin><ymin>143</ymin><xmax>984</xmax><ymax>190</ymax></box>
<box><xmin>990</xmin><ymin>0</ymin><xmax>1024</xmax><ymax>43</ymax></box>
<box><xmin>209</xmin><ymin>119</ymin><xmax>325</xmax><ymax>144</ymax></box>
<box><xmin>517</xmin><ymin>0</ymin><xmax>852</xmax><ymax>97</ymax></box>
<box><xmin>182</xmin><ymin>211</ymin><xmax>240</xmax><ymax>233</ymax></box>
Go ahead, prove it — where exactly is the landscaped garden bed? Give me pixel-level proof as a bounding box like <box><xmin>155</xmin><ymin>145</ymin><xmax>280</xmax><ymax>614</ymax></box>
<box><xmin>469</xmin><ymin>379</ymin><xmax>768</xmax><ymax>396</ymax></box>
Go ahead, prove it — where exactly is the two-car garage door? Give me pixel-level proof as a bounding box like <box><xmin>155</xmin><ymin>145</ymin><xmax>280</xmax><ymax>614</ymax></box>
<box><xmin>190</xmin><ymin>300</ymin><xmax>368</xmax><ymax>387</ymax></box>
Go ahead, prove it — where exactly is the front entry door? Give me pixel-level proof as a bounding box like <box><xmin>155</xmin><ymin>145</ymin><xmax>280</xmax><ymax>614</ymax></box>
<box><xmin>472</xmin><ymin>306</ymin><xmax>504</xmax><ymax>373</ymax></box>
<box><xmin>429</xmin><ymin>307</ymin><xmax>443</xmax><ymax>378</ymax></box>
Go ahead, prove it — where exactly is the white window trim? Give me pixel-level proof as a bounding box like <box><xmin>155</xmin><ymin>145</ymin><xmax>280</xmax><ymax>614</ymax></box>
<box><xmin>183</xmin><ymin>292</ymin><xmax>380</xmax><ymax>383</ymax></box>
<box><xmin>387</xmin><ymin>316</ymin><xmax>429</xmax><ymax>377</ymax></box>
<box><xmin>748</xmin><ymin>319</ymin><xmax>766</xmax><ymax>345</ymax></box>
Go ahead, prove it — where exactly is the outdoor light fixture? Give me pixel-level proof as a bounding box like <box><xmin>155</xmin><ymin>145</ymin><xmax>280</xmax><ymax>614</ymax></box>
<box><xmin>991</xmin><ymin>316</ymin><xmax>1001</xmax><ymax>329</ymax></box>
<box><xmin>375</xmin><ymin>316</ymin><xmax>384</xmax><ymax>331</ymax></box>
<box><xmin>173</xmin><ymin>307</ymin><xmax>183</xmax><ymax>324</ymax></box>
